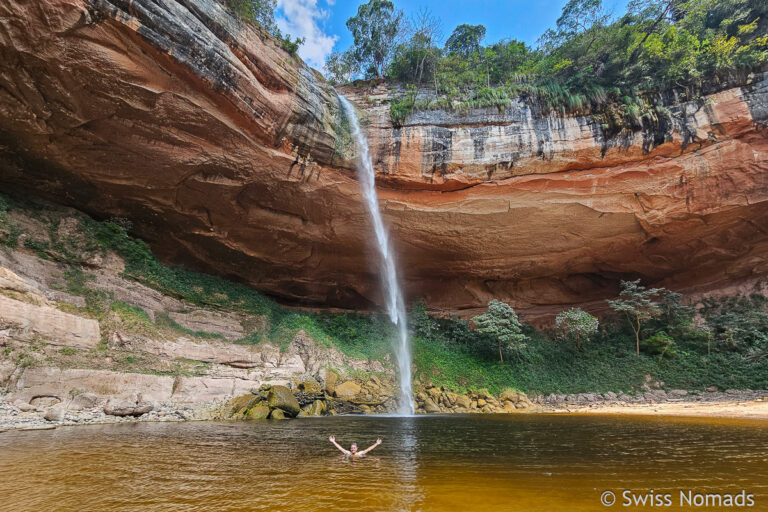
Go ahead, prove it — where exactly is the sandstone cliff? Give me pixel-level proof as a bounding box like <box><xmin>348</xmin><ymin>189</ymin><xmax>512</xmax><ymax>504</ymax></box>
<box><xmin>0</xmin><ymin>0</ymin><xmax>767</xmax><ymax>318</ymax></box>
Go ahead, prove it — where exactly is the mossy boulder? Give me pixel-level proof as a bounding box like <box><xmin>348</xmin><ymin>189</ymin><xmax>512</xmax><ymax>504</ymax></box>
<box><xmin>229</xmin><ymin>394</ymin><xmax>263</xmax><ymax>416</ymax></box>
<box><xmin>302</xmin><ymin>399</ymin><xmax>326</xmax><ymax>417</ymax></box>
<box><xmin>267</xmin><ymin>385</ymin><xmax>301</xmax><ymax>416</ymax></box>
<box><xmin>499</xmin><ymin>389</ymin><xmax>527</xmax><ymax>403</ymax></box>
<box><xmin>243</xmin><ymin>405</ymin><xmax>270</xmax><ymax>420</ymax></box>
<box><xmin>293</xmin><ymin>376</ymin><xmax>322</xmax><ymax>394</ymax></box>
<box><xmin>269</xmin><ymin>408</ymin><xmax>287</xmax><ymax>420</ymax></box>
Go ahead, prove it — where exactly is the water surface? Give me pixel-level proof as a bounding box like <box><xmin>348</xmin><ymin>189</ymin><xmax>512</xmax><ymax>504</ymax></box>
<box><xmin>1</xmin><ymin>414</ymin><xmax>766</xmax><ymax>511</ymax></box>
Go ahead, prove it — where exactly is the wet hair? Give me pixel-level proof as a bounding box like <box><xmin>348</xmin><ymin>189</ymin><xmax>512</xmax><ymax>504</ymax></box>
<box><xmin>350</xmin><ymin>443</ymin><xmax>358</xmax><ymax>449</ymax></box>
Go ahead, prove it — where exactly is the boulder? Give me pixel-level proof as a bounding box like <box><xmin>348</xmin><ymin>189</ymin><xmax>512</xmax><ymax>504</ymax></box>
<box><xmin>334</xmin><ymin>381</ymin><xmax>362</xmax><ymax>399</ymax></box>
<box><xmin>69</xmin><ymin>392</ymin><xmax>101</xmax><ymax>410</ymax></box>
<box><xmin>320</xmin><ymin>368</ymin><xmax>340</xmax><ymax>395</ymax></box>
<box><xmin>423</xmin><ymin>397</ymin><xmax>441</xmax><ymax>414</ymax></box>
<box><xmin>30</xmin><ymin>396</ymin><xmax>60</xmax><ymax>408</ymax></box>
<box><xmin>13</xmin><ymin>400</ymin><xmax>36</xmax><ymax>412</ymax></box>
<box><xmin>243</xmin><ymin>405</ymin><xmax>270</xmax><ymax>420</ymax></box>
<box><xmin>302</xmin><ymin>400</ymin><xmax>326</xmax><ymax>417</ymax></box>
<box><xmin>269</xmin><ymin>408</ymin><xmax>286</xmax><ymax>420</ymax></box>
<box><xmin>501</xmin><ymin>401</ymin><xmax>517</xmax><ymax>413</ymax></box>
<box><xmin>104</xmin><ymin>396</ymin><xmax>154</xmax><ymax>417</ymax></box>
<box><xmin>292</xmin><ymin>377</ymin><xmax>323</xmax><ymax>394</ymax></box>
<box><xmin>266</xmin><ymin>385</ymin><xmax>301</xmax><ymax>417</ymax></box>
<box><xmin>44</xmin><ymin>404</ymin><xmax>65</xmax><ymax>422</ymax></box>
<box><xmin>499</xmin><ymin>390</ymin><xmax>525</xmax><ymax>403</ymax></box>
<box><xmin>229</xmin><ymin>395</ymin><xmax>264</xmax><ymax>416</ymax></box>
<box><xmin>453</xmin><ymin>394</ymin><xmax>471</xmax><ymax>409</ymax></box>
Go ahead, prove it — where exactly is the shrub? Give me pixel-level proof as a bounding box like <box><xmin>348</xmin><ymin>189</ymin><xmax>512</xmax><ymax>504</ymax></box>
<box><xmin>642</xmin><ymin>332</ymin><xmax>678</xmax><ymax>360</ymax></box>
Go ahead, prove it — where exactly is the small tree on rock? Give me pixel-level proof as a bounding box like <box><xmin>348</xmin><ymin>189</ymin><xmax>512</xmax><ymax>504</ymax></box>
<box><xmin>472</xmin><ymin>300</ymin><xmax>527</xmax><ymax>362</ymax></box>
<box><xmin>608</xmin><ymin>279</ymin><xmax>663</xmax><ymax>355</ymax></box>
<box><xmin>555</xmin><ymin>308</ymin><xmax>599</xmax><ymax>351</ymax></box>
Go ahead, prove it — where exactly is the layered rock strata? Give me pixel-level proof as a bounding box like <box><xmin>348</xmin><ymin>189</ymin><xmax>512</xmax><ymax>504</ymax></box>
<box><xmin>0</xmin><ymin>0</ymin><xmax>766</xmax><ymax>317</ymax></box>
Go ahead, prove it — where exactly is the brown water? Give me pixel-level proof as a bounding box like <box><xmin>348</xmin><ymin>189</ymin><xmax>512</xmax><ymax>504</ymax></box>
<box><xmin>1</xmin><ymin>414</ymin><xmax>766</xmax><ymax>512</ymax></box>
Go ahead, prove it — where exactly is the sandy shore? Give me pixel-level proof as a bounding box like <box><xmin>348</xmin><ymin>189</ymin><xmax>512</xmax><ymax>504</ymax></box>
<box><xmin>550</xmin><ymin>397</ymin><xmax>768</xmax><ymax>420</ymax></box>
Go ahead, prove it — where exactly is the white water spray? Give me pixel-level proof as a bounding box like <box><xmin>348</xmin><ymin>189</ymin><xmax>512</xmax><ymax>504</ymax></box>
<box><xmin>339</xmin><ymin>96</ymin><xmax>414</xmax><ymax>415</ymax></box>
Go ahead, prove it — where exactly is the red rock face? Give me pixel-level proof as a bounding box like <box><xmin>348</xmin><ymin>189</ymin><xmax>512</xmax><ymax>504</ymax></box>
<box><xmin>0</xmin><ymin>0</ymin><xmax>767</xmax><ymax>320</ymax></box>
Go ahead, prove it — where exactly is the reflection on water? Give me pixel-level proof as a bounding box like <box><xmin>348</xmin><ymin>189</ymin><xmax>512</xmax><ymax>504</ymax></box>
<box><xmin>0</xmin><ymin>414</ymin><xmax>767</xmax><ymax>512</ymax></box>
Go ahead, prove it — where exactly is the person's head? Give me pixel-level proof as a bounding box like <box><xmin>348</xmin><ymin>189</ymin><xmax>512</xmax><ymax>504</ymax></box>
<box><xmin>350</xmin><ymin>442</ymin><xmax>358</xmax><ymax>454</ymax></box>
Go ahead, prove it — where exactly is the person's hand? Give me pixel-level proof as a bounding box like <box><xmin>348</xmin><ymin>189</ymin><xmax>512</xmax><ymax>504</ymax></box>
<box><xmin>329</xmin><ymin>435</ymin><xmax>335</xmax><ymax>442</ymax></box>
<box><xmin>376</xmin><ymin>438</ymin><xmax>382</xmax><ymax>445</ymax></box>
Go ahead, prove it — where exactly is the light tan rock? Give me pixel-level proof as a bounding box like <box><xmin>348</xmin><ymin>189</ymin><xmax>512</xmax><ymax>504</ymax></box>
<box><xmin>44</xmin><ymin>404</ymin><xmax>65</xmax><ymax>422</ymax></box>
<box><xmin>104</xmin><ymin>395</ymin><xmax>153</xmax><ymax>417</ymax></box>
<box><xmin>168</xmin><ymin>310</ymin><xmax>245</xmax><ymax>341</ymax></box>
<box><xmin>320</xmin><ymin>368</ymin><xmax>339</xmax><ymax>395</ymax></box>
<box><xmin>0</xmin><ymin>295</ymin><xmax>100</xmax><ymax>348</ymax></box>
<box><xmin>11</xmin><ymin>367</ymin><xmax>174</xmax><ymax>403</ymax></box>
<box><xmin>334</xmin><ymin>381</ymin><xmax>362</xmax><ymax>399</ymax></box>
<box><xmin>170</xmin><ymin>376</ymin><xmax>257</xmax><ymax>402</ymax></box>
<box><xmin>140</xmin><ymin>337</ymin><xmax>263</xmax><ymax>368</ymax></box>
<box><xmin>453</xmin><ymin>394</ymin><xmax>472</xmax><ymax>409</ymax></box>
<box><xmin>30</xmin><ymin>396</ymin><xmax>60</xmax><ymax>407</ymax></box>
<box><xmin>69</xmin><ymin>392</ymin><xmax>101</xmax><ymax>410</ymax></box>
<box><xmin>0</xmin><ymin>266</ymin><xmax>40</xmax><ymax>297</ymax></box>
<box><xmin>423</xmin><ymin>397</ymin><xmax>441</xmax><ymax>413</ymax></box>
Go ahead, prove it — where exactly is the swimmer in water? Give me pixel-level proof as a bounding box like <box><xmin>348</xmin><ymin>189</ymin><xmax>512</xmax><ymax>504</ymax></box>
<box><xmin>329</xmin><ymin>435</ymin><xmax>382</xmax><ymax>457</ymax></box>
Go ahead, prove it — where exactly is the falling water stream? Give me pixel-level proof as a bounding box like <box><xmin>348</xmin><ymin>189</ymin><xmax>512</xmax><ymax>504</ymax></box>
<box><xmin>339</xmin><ymin>96</ymin><xmax>414</xmax><ymax>415</ymax></box>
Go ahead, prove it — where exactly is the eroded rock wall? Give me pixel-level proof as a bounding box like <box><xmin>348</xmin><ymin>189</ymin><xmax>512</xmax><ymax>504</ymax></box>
<box><xmin>0</xmin><ymin>0</ymin><xmax>767</xmax><ymax>318</ymax></box>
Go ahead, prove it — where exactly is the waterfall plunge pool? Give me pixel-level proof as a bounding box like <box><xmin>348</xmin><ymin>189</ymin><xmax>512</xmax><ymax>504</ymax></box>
<box><xmin>1</xmin><ymin>414</ymin><xmax>767</xmax><ymax>511</ymax></box>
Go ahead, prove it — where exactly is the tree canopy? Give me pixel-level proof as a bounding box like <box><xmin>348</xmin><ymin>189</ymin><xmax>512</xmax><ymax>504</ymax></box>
<box><xmin>608</xmin><ymin>280</ymin><xmax>664</xmax><ymax>355</ymax></box>
<box><xmin>445</xmin><ymin>24</ymin><xmax>487</xmax><ymax>57</ymax></box>
<box><xmin>472</xmin><ymin>300</ymin><xmax>527</xmax><ymax>362</ymax></box>
<box><xmin>345</xmin><ymin>0</ymin><xmax>404</xmax><ymax>78</ymax></box>
<box><xmin>555</xmin><ymin>309</ymin><xmax>599</xmax><ymax>351</ymax></box>
<box><xmin>326</xmin><ymin>0</ymin><xmax>768</xmax><ymax>126</ymax></box>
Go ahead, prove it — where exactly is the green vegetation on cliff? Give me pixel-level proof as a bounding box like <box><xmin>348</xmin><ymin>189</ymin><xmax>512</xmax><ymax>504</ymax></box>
<box><xmin>1</xmin><ymin>192</ymin><xmax>766</xmax><ymax>395</ymax></box>
<box><xmin>326</xmin><ymin>0</ymin><xmax>767</xmax><ymax>127</ymax></box>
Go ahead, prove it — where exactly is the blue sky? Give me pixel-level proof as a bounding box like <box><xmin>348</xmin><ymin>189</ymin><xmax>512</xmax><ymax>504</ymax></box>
<box><xmin>275</xmin><ymin>0</ymin><xmax>630</xmax><ymax>70</ymax></box>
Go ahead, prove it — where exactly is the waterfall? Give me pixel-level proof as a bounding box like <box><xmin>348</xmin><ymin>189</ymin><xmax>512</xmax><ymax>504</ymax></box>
<box><xmin>339</xmin><ymin>96</ymin><xmax>414</xmax><ymax>415</ymax></box>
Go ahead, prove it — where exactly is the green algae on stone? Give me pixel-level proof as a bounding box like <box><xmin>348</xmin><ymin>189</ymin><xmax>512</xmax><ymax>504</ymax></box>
<box><xmin>267</xmin><ymin>385</ymin><xmax>301</xmax><ymax>416</ymax></box>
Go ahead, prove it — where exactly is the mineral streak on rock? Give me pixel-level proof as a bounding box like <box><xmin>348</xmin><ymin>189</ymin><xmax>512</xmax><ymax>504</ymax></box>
<box><xmin>0</xmin><ymin>0</ymin><xmax>767</xmax><ymax>319</ymax></box>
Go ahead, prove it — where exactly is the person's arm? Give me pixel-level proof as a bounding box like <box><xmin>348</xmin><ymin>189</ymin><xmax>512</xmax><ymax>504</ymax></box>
<box><xmin>357</xmin><ymin>438</ymin><xmax>382</xmax><ymax>456</ymax></box>
<box><xmin>329</xmin><ymin>435</ymin><xmax>351</xmax><ymax>455</ymax></box>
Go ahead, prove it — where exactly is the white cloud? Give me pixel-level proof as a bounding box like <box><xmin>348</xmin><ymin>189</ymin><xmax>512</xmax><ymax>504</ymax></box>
<box><xmin>275</xmin><ymin>0</ymin><xmax>338</xmax><ymax>70</ymax></box>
